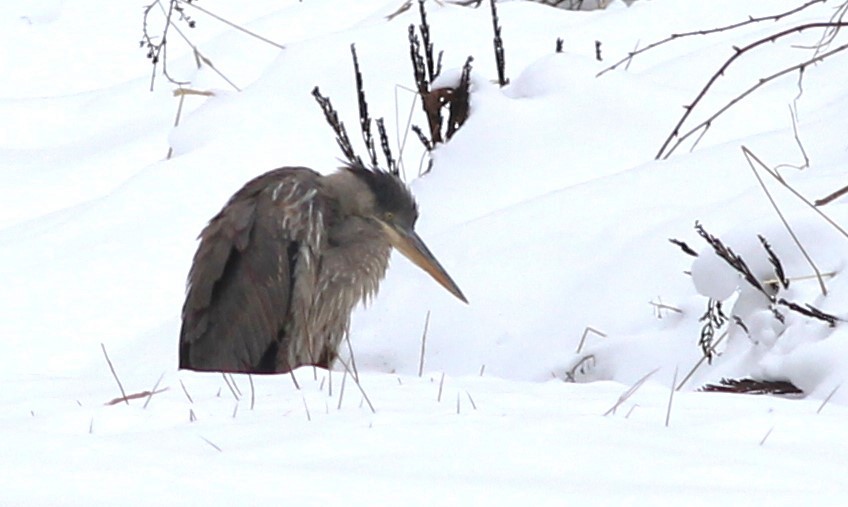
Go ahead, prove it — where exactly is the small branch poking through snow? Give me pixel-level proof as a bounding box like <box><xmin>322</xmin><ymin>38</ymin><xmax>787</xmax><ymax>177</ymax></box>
<box><xmin>677</xmin><ymin>330</ymin><xmax>728</xmax><ymax>391</ymax></box>
<box><xmin>665</xmin><ymin>367</ymin><xmax>678</xmax><ymax>427</ymax></box>
<box><xmin>101</xmin><ymin>343</ymin><xmax>129</xmax><ymax>406</ymax></box>
<box><xmin>179</xmin><ymin>379</ymin><xmax>193</xmax><ymax>404</ymax></box>
<box><xmin>817</xmin><ymin>384</ymin><xmax>840</xmax><ymax>414</ymax></box>
<box><xmin>351</xmin><ymin>44</ymin><xmax>379</xmax><ymax>168</ymax></box>
<box><xmin>418</xmin><ymin>310</ymin><xmax>431</xmax><ymax>377</ymax></box>
<box><xmin>759</xmin><ymin>426</ymin><xmax>775</xmax><ymax>446</ymax></box>
<box><xmin>248</xmin><ymin>374</ymin><xmax>255</xmax><ymax>411</ymax></box>
<box><xmin>142</xmin><ymin>372</ymin><xmax>166</xmax><ymax>409</ymax></box>
<box><xmin>603</xmin><ymin>368</ymin><xmax>660</xmax><ymax>416</ymax></box>
<box><xmin>575</xmin><ymin>326</ymin><xmax>606</xmax><ymax>354</ymax></box>
<box><xmin>597</xmin><ymin>0</ymin><xmax>827</xmax><ymax>78</ymax></box>
<box><xmin>742</xmin><ymin>146</ymin><xmax>829</xmax><ymax>296</ymax></box>
<box><xmin>489</xmin><ymin>0</ymin><xmax>509</xmax><ymax>86</ymax></box>
<box><xmin>221</xmin><ymin>373</ymin><xmax>239</xmax><ymax>401</ymax></box>
<box><xmin>200</xmin><ymin>436</ymin><xmax>222</xmax><ymax>453</ymax></box>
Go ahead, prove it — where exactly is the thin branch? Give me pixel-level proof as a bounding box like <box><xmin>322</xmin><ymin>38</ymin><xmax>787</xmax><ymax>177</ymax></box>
<box><xmin>597</xmin><ymin>0</ymin><xmax>827</xmax><ymax>77</ymax></box>
<box><xmin>603</xmin><ymin>368</ymin><xmax>660</xmax><ymax>416</ymax></box>
<box><xmin>742</xmin><ymin>146</ymin><xmax>827</xmax><ymax>295</ymax></box>
<box><xmin>101</xmin><ymin>343</ymin><xmax>129</xmax><ymax>406</ymax></box>
<box><xmin>575</xmin><ymin>326</ymin><xmax>606</xmax><ymax>354</ymax></box>
<box><xmin>142</xmin><ymin>372</ymin><xmax>166</xmax><ymax>409</ymax></box>
<box><xmin>418</xmin><ymin>310</ymin><xmax>431</xmax><ymax>377</ymax></box>
<box><xmin>221</xmin><ymin>373</ymin><xmax>240</xmax><ymax>401</ymax></box>
<box><xmin>665</xmin><ymin>366</ymin><xmax>678</xmax><ymax>427</ymax></box>
<box><xmin>657</xmin><ymin>23</ymin><xmax>848</xmax><ymax>159</ymax></box>
<box><xmin>179</xmin><ymin>0</ymin><xmax>285</xmax><ymax>49</ymax></box>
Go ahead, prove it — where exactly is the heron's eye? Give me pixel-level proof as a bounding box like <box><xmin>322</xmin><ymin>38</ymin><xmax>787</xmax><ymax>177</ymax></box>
<box><xmin>383</xmin><ymin>211</ymin><xmax>395</xmax><ymax>222</ymax></box>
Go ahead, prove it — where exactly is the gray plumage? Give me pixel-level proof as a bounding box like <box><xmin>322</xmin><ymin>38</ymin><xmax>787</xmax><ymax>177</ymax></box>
<box><xmin>180</xmin><ymin>163</ymin><xmax>466</xmax><ymax>374</ymax></box>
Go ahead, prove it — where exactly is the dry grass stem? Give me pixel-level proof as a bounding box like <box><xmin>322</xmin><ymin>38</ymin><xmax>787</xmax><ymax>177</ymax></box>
<box><xmin>248</xmin><ymin>374</ymin><xmax>255</xmax><ymax>411</ymax></box>
<box><xmin>576</xmin><ymin>327</ymin><xmax>606</xmax><ymax>354</ymax></box>
<box><xmin>200</xmin><ymin>436</ymin><xmax>222</xmax><ymax>452</ymax></box>
<box><xmin>665</xmin><ymin>366</ymin><xmax>678</xmax><ymax>427</ymax></box>
<box><xmin>337</xmin><ymin>358</ymin><xmax>375</xmax><ymax>413</ymax></box>
<box><xmin>302</xmin><ymin>397</ymin><xmax>311</xmax><ymax>422</ymax></box>
<box><xmin>142</xmin><ymin>372</ymin><xmax>166</xmax><ymax>409</ymax></box>
<box><xmin>337</xmin><ymin>369</ymin><xmax>348</xmax><ymax>410</ymax></box>
<box><xmin>742</xmin><ymin>146</ymin><xmax>829</xmax><ymax>295</ymax></box>
<box><xmin>179</xmin><ymin>379</ymin><xmax>194</xmax><ymax>404</ymax></box>
<box><xmin>677</xmin><ymin>330</ymin><xmax>729</xmax><ymax>391</ymax></box>
<box><xmin>817</xmin><ymin>384</ymin><xmax>840</xmax><ymax>414</ymax></box>
<box><xmin>465</xmin><ymin>391</ymin><xmax>477</xmax><ymax>410</ymax></box>
<box><xmin>437</xmin><ymin>372</ymin><xmax>446</xmax><ymax>402</ymax></box>
<box><xmin>603</xmin><ymin>368</ymin><xmax>660</xmax><ymax>416</ymax></box>
<box><xmin>759</xmin><ymin>426</ymin><xmax>775</xmax><ymax>446</ymax></box>
<box><xmin>101</xmin><ymin>343</ymin><xmax>129</xmax><ymax>405</ymax></box>
<box><xmin>221</xmin><ymin>373</ymin><xmax>240</xmax><ymax>400</ymax></box>
<box><xmin>418</xmin><ymin>310</ymin><xmax>431</xmax><ymax>377</ymax></box>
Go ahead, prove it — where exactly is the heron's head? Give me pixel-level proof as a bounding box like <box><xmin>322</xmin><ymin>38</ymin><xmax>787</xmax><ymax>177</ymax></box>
<box><xmin>342</xmin><ymin>163</ymin><xmax>468</xmax><ymax>304</ymax></box>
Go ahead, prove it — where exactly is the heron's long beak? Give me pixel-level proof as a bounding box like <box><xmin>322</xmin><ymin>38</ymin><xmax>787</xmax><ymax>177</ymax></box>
<box><xmin>381</xmin><ymin>223</ymin><xmax>468</xmax><ymax>304</ymax></box>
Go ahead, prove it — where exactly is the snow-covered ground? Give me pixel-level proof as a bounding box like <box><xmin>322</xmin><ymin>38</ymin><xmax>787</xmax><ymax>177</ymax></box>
<box><xmin>2</xmin><ymin>0</ymin><xmax>848</xmax><ymax>504</ymax></box>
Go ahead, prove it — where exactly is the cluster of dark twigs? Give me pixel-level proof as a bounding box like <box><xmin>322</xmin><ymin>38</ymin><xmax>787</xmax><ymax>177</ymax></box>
<box><xmin>671</xmin><ymin>222</ymin><xmax>839</xmax><ymax>365</ymax></box>
<box><xmin>701</xmin><ymin>378</ymin><xmax>803</xmax><ymax>396</ymax></box>
<box><xmin>312</xmin><ymin>45</ymin><xmax>399</xmax><ymax>176</ymax></box>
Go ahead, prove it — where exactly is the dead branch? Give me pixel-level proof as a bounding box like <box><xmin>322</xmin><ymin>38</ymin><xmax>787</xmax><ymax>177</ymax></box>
<box><xmin>597</xmin><ymin>0</ymin><xmax>827</xmax><ymax>77</ymax></box>
<box><xmin>489</xmin><ymin>0</ymin><xmax>509</xmax><ymax>86</ymax></box>
<box><xmin>657</xmin><ymin>23</ymin><xmax>848</xmax><ymax>159</ymax></box>
<box><xmin>101</xmin><ymin>343</ymin><xmax>129</xmax><ymax>406</ymax></box>
<box><xmin>742</xmin><ymin>146</ymin><xmax>828</xmax><ymax>295</ymax></box>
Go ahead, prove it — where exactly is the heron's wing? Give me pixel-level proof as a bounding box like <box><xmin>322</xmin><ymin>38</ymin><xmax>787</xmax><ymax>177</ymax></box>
<box><xmin>179</xmin><ymin>167</ymin><xmax>324</xmax><ymax>373</ymax></box>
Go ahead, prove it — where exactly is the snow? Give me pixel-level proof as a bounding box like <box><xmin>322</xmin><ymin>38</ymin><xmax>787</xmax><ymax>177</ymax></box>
<box><xmin>2</xmin><ymin>0</ymin><xmax>848</xmax><ymax>503</ymax></box>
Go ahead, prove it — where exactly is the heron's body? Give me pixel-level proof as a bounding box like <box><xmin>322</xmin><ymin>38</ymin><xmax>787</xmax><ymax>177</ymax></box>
<box><xmin>180</xmin><ymin>164</ymin><xmax>465</xmax><ymax>374</ymax></box>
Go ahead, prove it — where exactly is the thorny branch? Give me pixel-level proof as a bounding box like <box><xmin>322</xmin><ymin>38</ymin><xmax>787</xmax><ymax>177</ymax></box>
<box><xmin>597</xmin><ymin>0</ymin><xmax>827</xmax><ymax>77</ymax></box>
<box><xmin>657</xmin><ymin>31</ymin><xmax>848</xmax><ymax>159</ymax></box>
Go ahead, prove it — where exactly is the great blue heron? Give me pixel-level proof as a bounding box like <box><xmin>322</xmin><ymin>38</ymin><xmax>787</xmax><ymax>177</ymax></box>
<box><xmin>179</xmin><ymin>163</ymin><xmax>467</xmax><ymax>374</ymax></box>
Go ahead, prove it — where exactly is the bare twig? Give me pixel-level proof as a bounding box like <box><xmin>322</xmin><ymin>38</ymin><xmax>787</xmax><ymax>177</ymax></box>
<box><xmin>742</xmin><ymin>146</ymin><xmax>827</xmax><ymax>296</ymax></box>
<box><xmin>437</xmin><ymin>371</ymin><xmax>446</xmax><ymax>402</ymax></box>
<box><xmin>816</xmin><ymin>384</ymin><xmax>840</xmax><ymax>414</ymax></box>
<box><xmin>142</xmin><ymin>372</ymin><xmax>166</xmax><ymax>409</ymax></box>
<box><xmin>179</xmin><ymin>379</ymin><xmax>194</xmax><ymax>404</ymax></box>
<box><xmin>603</xmin><ymin>368</ymin><xmax>660</xmax><ymax>416</ymax></box>
<box><xmin>337</xmin><ymin>368</ymin><xmax>348</xmax><ymax>410</ymax></box>
<box><xmin>466</xmin><ymin>391</ymin><xmax>477</xmax><ymax>410</ymax></box>
<box><xmin>598</xmin><ymin>0</ymin><xmax>827</xmax><ymax>77</ymax></box>
<box><xmin>576</xmin><ymin>326</ymin><xmax>606</xmax><ymax>354</ymax></box>
<box><xmin>336</xmin><ymin>358</ymin><xmax>375</xmax><ymax>413</ymax></box>
<box><xmin>759</xmin><ymin>426</ymin><xmax>775</xmax><ymax>446</ymax></box>
<box><xmin>104</xmin><ymin>388</ymin><xmax>170</xmax><ymax>406</ymax></box>
<box><xmin>677</xmin><ymin>329</ymin><xmax>729</xmax><ymax>391</ymax></box>
<box><xmin>200</xmin><ymin>436</ymin><xmax>222</xmax><ymax>452</ymax></box>
<box><xmin>248</xmin><ymin>374</ymin><xmax>255</xmax><ymax>411</ymax></box>
<box><xmin>179</xmin><ymin>0</ymin><xmax>285</xmax><ymax>50</ymax></box>
<box><xmin>665</xmin><ymin>366</ymin><xmax>678</xmax><ymax>427</ymax></box>
<box><xmin>489</xmin><ymin>0</ymin><xmax>509</xmax><ymax>86</ymax></box>
<box><xmin>657</xmin><ymin>28</ymin><xmax>848</xmax><ymax>159</ymax></box>
<box><xmin>302</xmin><ymin>396</ymin><xmax>312</xmax><ymax>422</ymax></box>
<box><xmin>815</xmin><ymin>185</ymin><xmax>848</xmax><ymax>206</ymax></box>
<box><xmin>101</xmin><ymin>343</ymin><xmax>129</xmax><ymax>406</ymax></box>
<box><xmin>221</xmin><ymin>373</ymin><xmax>240</xmax><ymax>401</ymax></box>
<box><xmin>418</xmin><ymin>310</ymin><xmax>431</xmax><ymax>377</ymax></box>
